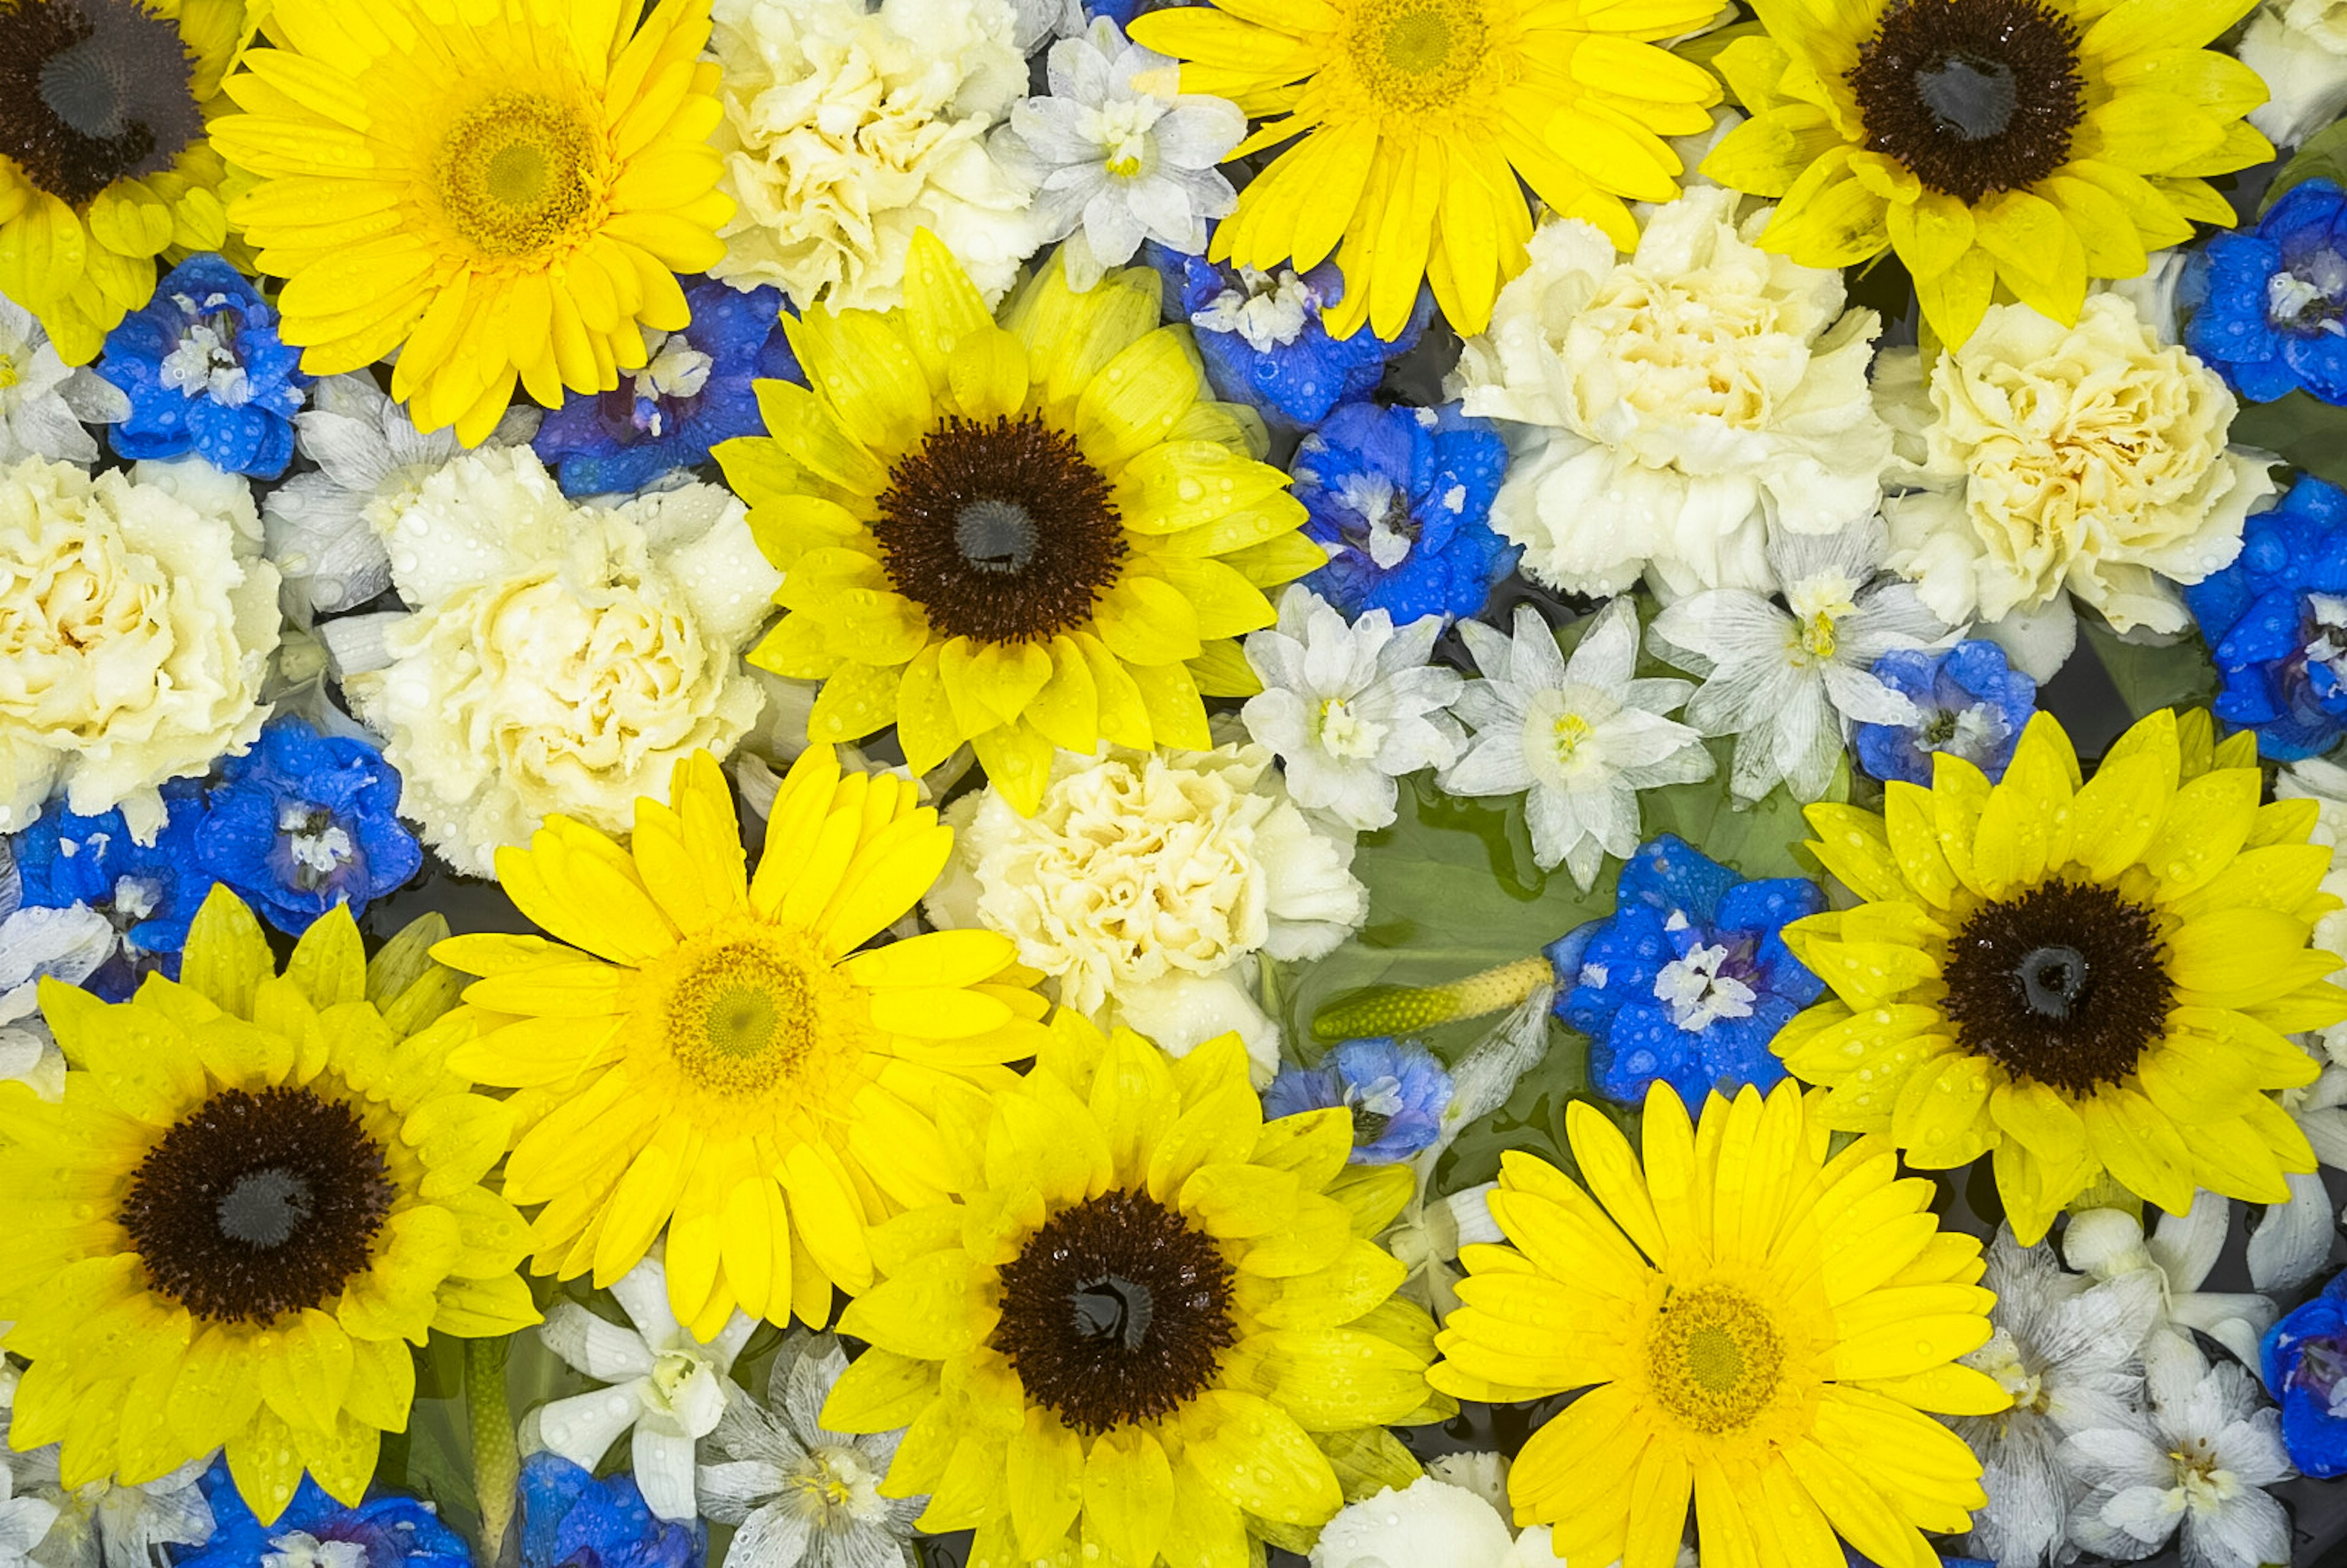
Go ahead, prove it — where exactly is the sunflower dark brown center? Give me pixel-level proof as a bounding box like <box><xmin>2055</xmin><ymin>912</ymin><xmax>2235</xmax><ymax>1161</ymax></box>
<box><xmin>991</xmin><ymin>1189</ymin><xmax>1236</xmax><ymax>1433</ymax></box>
<box><xmin>1848</xmin><ymin>0</ymin><xmax>2084</xmax><ymax>205</ymax></box>
<box><xmin>120</xmin><ymin>1086</ymin><xmax>395</xmax><ymax>1324</ymax></box>
<box><xmin>872</xmin><ymin>414</ymin><xmax>1126</xmax><ymax>645</ymax></box>
<box><xmin>0</xmin><ymin>0</ymin><xmax>202</xmax><ymax>209</ymax></box>
<box><xmin>1941</xmin><ymin>879</ymin><xmax>2174</xmax><ymax>1094</ymax></box>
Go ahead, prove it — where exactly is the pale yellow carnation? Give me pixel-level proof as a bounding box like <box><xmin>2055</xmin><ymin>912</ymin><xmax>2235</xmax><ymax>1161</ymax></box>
<box><xmin>1879</xmin><ymin>292</ymin><xmax>2275</xmax><ymax>654</ymax></box>
<box><xmin>707</xmin><ymin>0</ymin><xmax>1040</xmax><ymax>312</ymax></box>
<box><xmin>0</xmin><ymin>457</ymin><xmax>278</xmax><ymax>840</ymax></box>
<box><xmin>340</xmin><ymin>448</ymin><xmax>782</xmax><ymax>875</ymax></box>
<box><xmin>925</xmin><ymin>742</ymin><xmax>1367</xmax><ymax>1069</ymax></box>
<box><xmin>1452</xmin><ymin>185</ymin><xmax>1890</xmax><ymax>597</ymax></box>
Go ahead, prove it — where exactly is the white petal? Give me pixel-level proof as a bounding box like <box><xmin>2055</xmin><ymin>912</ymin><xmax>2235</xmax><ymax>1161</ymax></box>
<box><xmin>2247</xmin><ymin>1168</ymin><xmax>2334</xmax><ymax>1292</ymax></box>
<box><xmin>537</xmin><ymin>1303</ymin><xmax>656</xmax><ymax>1382</ymax></box>
<box><xmin>632</xmin><ymin>1426</ymin><xmax>702</xmax><ymax>1522</ymax></box>
<box><xmin>531</xmin><ymin>1385</ymin><xmax>646</xmax><ymax>1471</ymax></box>
<box><xmin>724</xmin><ymin>1504</ymin><xmax>816</xmax><ymax>1568</ymax></box>
<box><xmin>2150</xmin><ymin>1190</ymin><xmax>2231</xmax><ymax>1294</ymax></box>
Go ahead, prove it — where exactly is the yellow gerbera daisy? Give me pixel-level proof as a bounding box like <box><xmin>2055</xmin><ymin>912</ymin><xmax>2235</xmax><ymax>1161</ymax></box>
<box><xmin>0</xmin><ymin>889</ymin><xmax>537</xmax><ymax>1524</ymax></box>
<box><xmin>1702</xmin><ymin>0</ymin><xmax>2271</xmax><ymax>346</ymax></box>
<box><xmin>1430</xmin><ymin>1082</ymin><xmax>2005</xmax><ymax>1568</ymax></box>
<box><xmin>1776</xmin><ymin>708</ymin><xmax>2347</xmax><ymax>1246</ymax></box>
<box><xmin>210</xmin><ymin>0</ymin><xmax>733</xmax><ymax>443</ymax></box>
<box><xmin>0</xmin><ymin>0</ymin><xmax>247</xmax><ymax>362</ymax></box>
<box><xmin>819</xmin><ymin>1014</ymin><xmax>1447</xmax><ymax>1567</ymax></box>
<box><xmin>435</xmin><ymin>746</ymin><xmax>1052</xmax><ymax>1338</ymax></box>
<box><xmin>716</xmin><ymin>230</ymin><xmax>1320</xmax><ymax>816</ymax></box>
<box><xmin>1131</xmin><ymin>0</ymin><xmax>1724</xmax><ymax>340</ymax></box>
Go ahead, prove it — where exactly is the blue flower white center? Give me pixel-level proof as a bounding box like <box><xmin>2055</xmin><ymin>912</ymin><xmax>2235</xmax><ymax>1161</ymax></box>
<box><xmin>261</xmin><ymin>1532</ymin><xmax>370</xmax><ymax>1568</ymax></box>
<box><xmin>629</xmin><ymin>329</ymin><xmax>716</xmax><ymax>438</ymax></box>
<box><xmin>1331</xmin><ymin>472</ymin><xmax>1417</xmax><ymax>568</ymax></box>
<box><xmin>2305</xmin><ymin>592</ymin><xmax>2347</xmax><ymax>683</ymax></box>
<box><xmin>1523</xmin><ymin>684</ymin><xmax>1622</xmax><ymax>786</ymax></box>
<box><xmin>2269</xmin><ymin>250</ymin><xmax>2347</xmax><ymax>335</ymax></box>
<box><xmin>1784</xmin><ymin>571</ymin><xmax>1860</xmax><ymax>664</ymax></box>
<box><xmin>279</xmin><ymin>801</ymin><xmax>356</xmax><ymax>890</ymax></box>
<box><xmin>1314</xmin><ymin>695</ymin><xmax>1387</xmax><ymax>761</ymax></box>
<box><xmin>160</xmin><ymin>293</ymin><xmax>253</xmax><ymax>407</ymax></box>
<box><xmin>2290</xmin><ymin>1336</ymin><xmax>2347</xmax><ymax>1418</ymax></box>
<box><xmin>1918</xmin><ymin>700</ymin><xmax>2010</xmax><ymax>759</ymax></box>
<box><xmin>111</xmin><ymin>873</ymin><xmax>160</xmax><ymax>923</ymax></box>
<box><xmin>1652</xmin><ymin>936</ymin><xmax>1758</xmax><ymax>1031</ymax></box>
<box><xmin>1192</xmin><ymin>266</ymin><xmax>1312</xmax><ymax>352</ymax></box>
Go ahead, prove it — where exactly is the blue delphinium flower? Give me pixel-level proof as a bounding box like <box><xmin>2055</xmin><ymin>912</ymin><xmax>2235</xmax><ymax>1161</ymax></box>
<box><xmin>1547</xmin><ymin>835</ymin><xmax>1825</xmax><ymax>1110</ymax></box>
<box><xmin>520</xmin><ymin>1454</ymin><xmax>703</xmax><ymax>1568</ymax></box>
<box><xmin>534</xmin><ymin>277</ymin><xmax>799</xmax><ymax>498</ymax></box>
<box><xmin>1085</xmin><ymin>0</ymin><xmax>1197</xmax><ymax>24</ymax></box>
<box><xmin>2263</xmin><ymin>1268</ymin><xmax>2347</xmax><ymax>1478</ymax></box>
<box><xmin>13</xmin><ymin>779</ymin><xmax>215</xmax><ymax>987</ymax></box>
<box><xmin>194</xmin><ymin>716</ymin><xmax>422</xmax><ymax>936</ymax></box>
<box><xmin>171</xmin><ymin>1460</ymin><xmax>470</xmax><ymax>1568</ymax></box>
<box><xmin>2184</xmin><ymin>475</ymin><xmax>2347</xmax><ymax>760</ymax></box>
<box><xmin>96</xmin><ymin>253</ymin><xmax>310</xmax><ymax>478</ymax></box>
<box><xmin>2181</xmin><ymin>177</ymin><xmax>2347</xmax><ymax>404</ymax></box>
<box><xmin>1853</xmin><ymin>640</ymin><xmax>2038</xmax><ymax>786</ymax></box>
<box><xmin>1291</xmin><ymin>400</ymin><xmax>1516</xmax><ymax>625</ymax></box>
<box><xmin>1145</xmin><ymin>242</ymin><xmax>1428</xmax><ymax>431</ymax></box>
<box><xmin>1262</xmin><ymin>1037</ymin><xmax>1453</xmax><ymax>1163</ymax></box>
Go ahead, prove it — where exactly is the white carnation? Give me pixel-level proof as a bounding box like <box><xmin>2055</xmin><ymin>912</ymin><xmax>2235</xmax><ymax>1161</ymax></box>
<box><xmin>2238</xmin><ymin>0</ymin><xmax>2347</xmax><ymax>148</ymax></box>
<box><xmin>342</xmin><ymin>448</ymin><xmax>782</xmax><ymax>875</ymax></box>
<box><xmin>0</xmin><ymin>457</ymin><xmax>277</xmax><ymax>841</ymax></box>
<box><xmin>1452</xmin><ymin>185</ymin><xmax>1890</xmax><ymax>598</ymax></box>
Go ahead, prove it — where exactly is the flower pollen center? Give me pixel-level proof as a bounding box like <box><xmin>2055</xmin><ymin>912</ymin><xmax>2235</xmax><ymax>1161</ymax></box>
<box><xmin>1849</xmin><ymin>0</ymin><xmax>2084</xmax><ymax>205</ymax></box>
<box><xmin>1940</xmin><ymin>878</ymin><xmax>2174</xmax><ymax>1094</ymax></box>
<box><xmin>1645</xmin><ymin>1283</ymin><xmax>1786</xmax><ymax>1435</ymax></box>
<box><xmin>992</xmin><ymin>1189</ymin><xmax>1238</xmax><ymax>1433</ymax></box>
<box><xmin>1316</xmin><ymin>695</ymin><xmax>1387</xmax><ymax>760</ymax></box>
<box><xmin>436</xmin><ymin>91</ymin><xmax>601</xmax><ymax>258</ymax></box>
<box><xmin>0</xmin><ymin>0</ymin><xmax>203</xmax><ymax>207</ymax></box>
<box><xmin>1350</xmin><ymin>0</ymin><xmax>1489</xmax><ymax>111</ymax></box>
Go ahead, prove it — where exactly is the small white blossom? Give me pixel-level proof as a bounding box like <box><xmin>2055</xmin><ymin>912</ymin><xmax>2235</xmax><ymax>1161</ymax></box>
<box><xmin>2066</xmin><ymin>1198</ymin><xmax>2280</xmax><ymax>1369</ymax></box>
<box><xmin>1441</xmin><ymin>596</ymin><xmax>1713</xmax><ymax>888</ymax></box>
<box><xmin>2060</xmin><ymin>1333</ymin><xmax>2294</xmax><ymax>1568</ymax></box>
<box><xmin>696</xmin><ymin>1332</ymin><xmax>924</xmax><ymax>1568</ymax></box>
<box><xmin>1309</xmin><ymin>1477</ymin><xmax>1513</xmax><ymax>1568</ymax></box>
<box><xmin>1954</xmin><ymin>1227</ymin><xmax>2161</xmax><ymax>1568</ymax></box>
<box><xmin>1243</xmin><ymin>586</ymin><xmax>1465</xmax><ymax>832</ymax></box>
<box><xmin>1649</xmin><ymin>522</ymin><xmax>1945</xmax><ymax>804</ymax></box>
<box><xmin>521</xmin><ymin>1256</ymin><xmax>758</xmax><ymax>1523</ymax></box>
<box><xmin>0</xmin><ymin>294</ymin><xmax>124</xmax><ymax>467</ymax></box>
<box><xmin>990</xmin><ymin>19</ymin><xmax>1245</xmax><ymax>289</ymax></box>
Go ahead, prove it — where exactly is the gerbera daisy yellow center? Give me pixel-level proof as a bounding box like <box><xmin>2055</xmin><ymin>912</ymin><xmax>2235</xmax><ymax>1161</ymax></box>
<box><xmin>436</xmin><ymin>91</ymin><xmax>604</xmax><ymax>259</ymax></box>
<box><xmin>1643</xmin><ymin>1283</ymin><xmax>1787</xmax><ymax>1436</ymax></box>
<box><xmin>872</xmin><ymin>414</ymin><xmax>1128</xmax><ymax>645</ymax></box>
<box><xmin>1848</xmin><ymin>0</ymin><xmax>2085</xmax><ymax>205</ymax></box>
<box><xmin>1348</xmin><ymin>0</ymin><xmax>1490</xmax><ymax>111</ymax></box>
<box><xmin>119</xmin><ymin>1083</ymin><xmax>395</xmax><ymax>1326</ymax></box>
<box><xmin>1939</xmin><ymin>878</ymin><xmax>2175</xmax><ymax>1095</ymax></box>
<box><xmin>648</xmin><ymin>919</ymin><xmax>859</xmax><ymax>1105</ymax></box>
<box><xmin>0</xmin><ymin>0</ymin><xmax>203</xmax><ymax>207</ymax></box>
<box><xmin>990</xmin><ymin>1188</ymin><xmax>1239</xmax><ymax>1433</ymax></box>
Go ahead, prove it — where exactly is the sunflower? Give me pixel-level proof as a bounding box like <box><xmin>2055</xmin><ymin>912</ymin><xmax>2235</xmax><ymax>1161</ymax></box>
<box><xmin>716</xmin><ymin>230</ymin><xmax>1321</xmax><ymax>816</ymax></box>
<box><xmin>0</xmin><ymin>888</ymin><xmax>537</xmax><ymax>1524</ymax></box>
<box><xmin>0</xmin><ymin>0</ymin><xmax>248</xmax><ymax>363</ymax></box>
<box><xmin>1775</xmin><ymin>708</ymin><xmax>2347</xmax><ymax>1245</ymax></box>
<box><xmin>1129</xmin><ymin>0</ymin><xmax>1724</xmax><ymax>340</ymax></box>
<box><xmin>817</xmin><ymin>1014</ymin><xmax>1447</xmax><ymax>1566</ymax></box>
<box><xmin>435</xmin><ymin>747</ymin><xmax>1052</xmax><ymax>1338</ymax></box>
<box><xmin>1429</xmin><ymin>1082</ymin><xmax>2005</xmax><ymax>1568</ymax></box>
<box><xmin>209</xmin><ymin>0</ymin><xmax>733</xmax><ymax>443</ymax></box>
<box><xmin>1702</xmin><ymin>0</ymin><xmax>2271</xmax><ymax>347</ymax></box>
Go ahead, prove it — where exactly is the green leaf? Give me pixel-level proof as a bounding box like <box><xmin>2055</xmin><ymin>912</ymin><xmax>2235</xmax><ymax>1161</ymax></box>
<box><xmin>2079</xmin><ymin>617</ymin><xmax>2218</xmax><ymax>719</ymax></box>
<box><xmin>2231</xmin><ymin>390</ymin><xmax>2347</xmax><ymax>491</ymax></box>
<box><xmin>2264</xmin><ymin>117</ymin><xmax>2347</xmax><ymax>212</ymax></box>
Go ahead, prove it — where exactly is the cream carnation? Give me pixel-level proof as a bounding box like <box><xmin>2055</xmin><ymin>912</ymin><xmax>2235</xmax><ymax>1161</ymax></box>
<box><xmin>707</xmin><ymin>0</ymin><xmax>1040</xmax><ymax>312</ymax></box>
<box><xmin>1878</xmin><ymin>293</ymin><xmax>2274</xmax><ymax>675</ymax></box>
<box><xmin>2239</xmin><ymin>0</ymin><xmax>2347</xmax><ymax>147</ymax></box>
<box><xmin>925</xmin><ymin>742</ymin><xmax>1367</xmax><ymax>1070</ymax></box>
<box><xmin>339</xmin><ymin>448</ymin><xmax>782</xmax><ymax>875</ymax></box>
<box><xmin>0</xmin><ymin>457</ymin><xmax>277</xmax><ymax>840</ymax></box>
<box><xmin>1451</xmin><ymin>185</ymin><xmax>1890</xmax><ymax>598</ymax></box>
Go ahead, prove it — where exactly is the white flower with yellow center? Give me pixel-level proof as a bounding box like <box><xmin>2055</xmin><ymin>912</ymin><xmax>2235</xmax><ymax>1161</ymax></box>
<box><xmin>524</xmin><ymin>1256</ymin><xmax>757</xmax><ymax>1525</ymax></box>
<box><xmin>1438</xmin><ymin>596</ymin><xmax>1711</xmax><ymax>890</ymax></box>
<box><xmin>0</xmin><ymin>295</ymin><xmax>124</xmax><ymax>469</ymax></box>
<box><xmin>697</xmin><ymin>1332</ymin><xmax>924</xmax><ymax>1568</ymax></box>
<box><xmin>1242</xmin><ymin>585</ymin><xmax>1465</xmax><ymax>832</ymax></box>
<box><xmin>990</xmin><ymin>18</ymin><xmax>1245</xmax><ymax>289</ymax></box>
<box><xmin>1650</xmin><ymin>522</ymin><xmax>1945</xmax><ymax>804</ymax></box>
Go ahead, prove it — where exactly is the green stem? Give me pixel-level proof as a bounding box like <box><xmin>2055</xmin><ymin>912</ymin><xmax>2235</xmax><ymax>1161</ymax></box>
<box><xmin>468</xmin><ymin>1336</ymin><xmax>518</xmax><ymax>1566</ymax></box>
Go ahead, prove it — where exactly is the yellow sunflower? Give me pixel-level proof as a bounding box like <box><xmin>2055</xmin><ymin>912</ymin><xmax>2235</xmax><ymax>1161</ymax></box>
<box><xmin>436</xmin><ymin>746</ymin><xmax>1052</xmax><ymax>1338</ymax></box>
<box><xmin>1130</xmin><ymin>0</ymin><xmax>1724</xmax><ymax>340</ymax></box>
<box><xmin>1430</xmin><ymin>1082</ymin><xmax>2005</xmax><ymax>1568</ymax></box>
<box><xmin>0</xmin><ymin>0</ymin><xmax>248</xmax><ymax>363</ymax></box>
<box><xmin>716</xmin><ymin>230</ymin><xmax>1320</xmax><ymax>816</ymax></box>
<box><xmin>1702</xmin><ymin>0</ymin><xmax>2271</xmax><ymax>346</ymax></box>
<box><xmin>819</xmin><ymin>1013</ymin><xmax>1447</xmax><ymax>1567</ymax></box>
<box><xmin>0</xmin><ymin>889</ymin><xmax>536</xmax><ymax>1523</ymax></box>
<box><xmin>1776</xmin><ymin>708</ymin><xmax>2347</xmax><ymax>1245</ymax></box>
<box><xmin>210</xmin><ymin>0</ymin><xmax>733</xmax><ymax>443</ymax></box>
